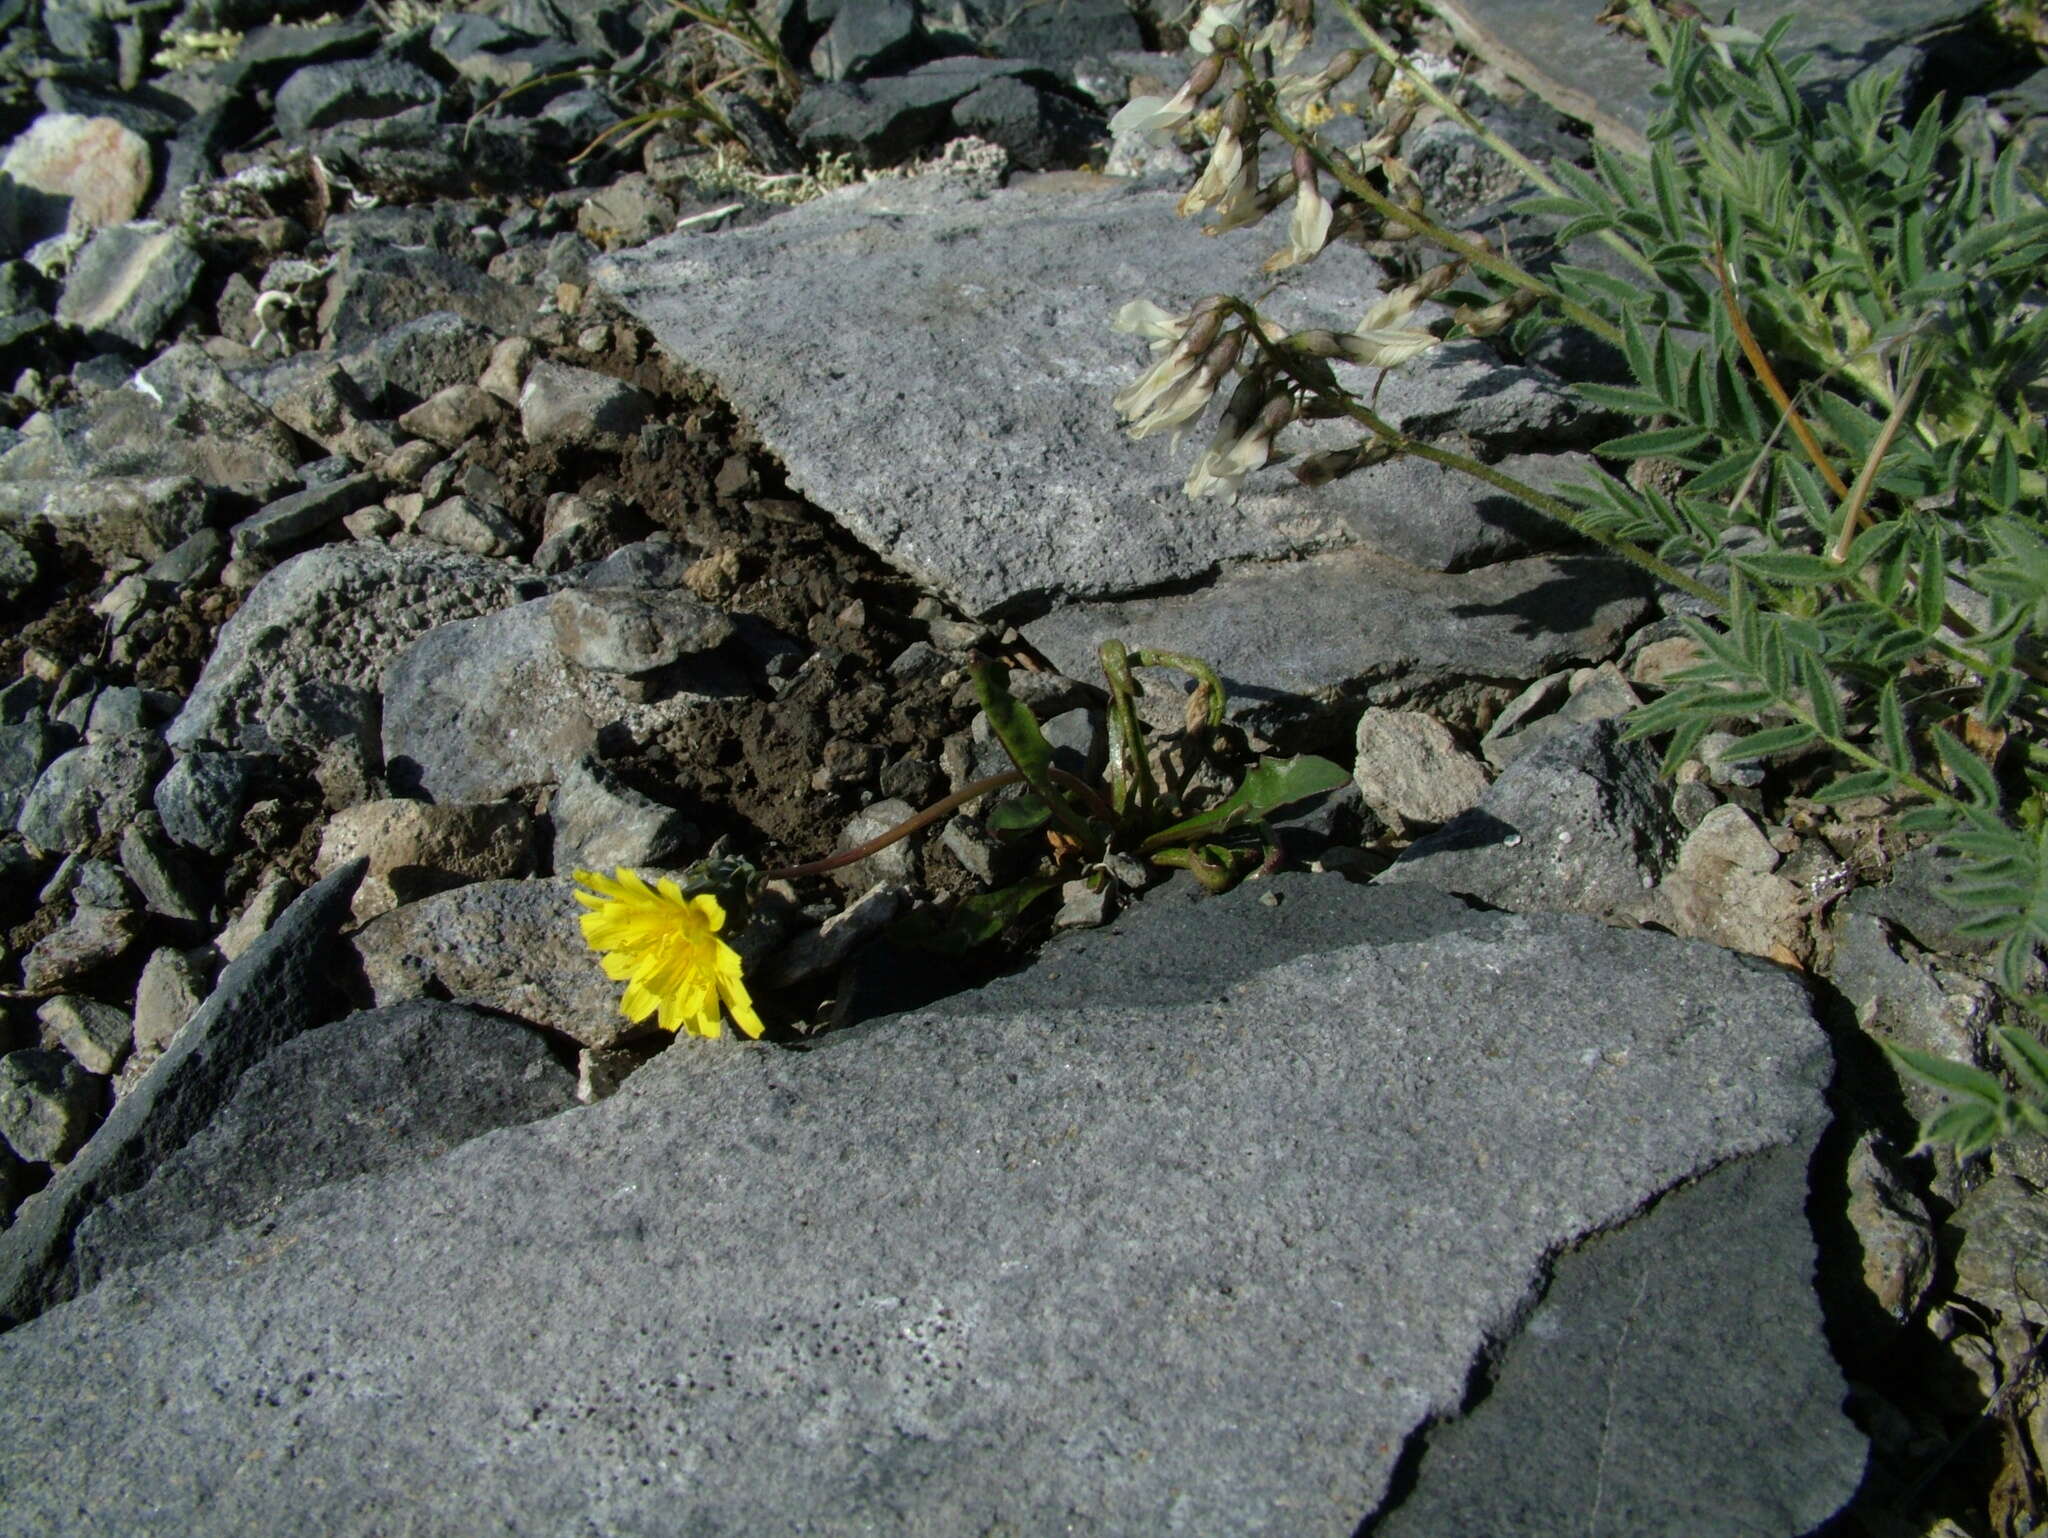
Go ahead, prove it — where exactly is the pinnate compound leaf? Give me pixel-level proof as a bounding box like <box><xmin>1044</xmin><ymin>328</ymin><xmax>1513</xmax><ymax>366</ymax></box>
<box><xmin>1842</xmin><ymin>518</ymin><xmax>1912</xmax><ymax>577</ymax></box>
<box><xmin>2004</xmin><ymin>934</ymin><xmax>2042</xmax><ymax>1000</ymax></box>
<box><xmin>1810</xmin><ymin>768</ymin><xmax>1897</xmax><ymax>803</ymax></box>
<box><xmin>1721</xmin><ymin>722</ymin><xmax>1820</xmax><ymax>760</ymax></box>
<box><xmin>1513</xmin><ymin>195</ymin><xmax>1593</xmax><ymax>220</ymax></box>
<box><xmin>1798</xmin><ymin>651</ymin><xmax>1841</xmax><ymax>741</ymax></box>
<box><xmin>1878</xmin><ymin>683</ymin><xmax>1911</xmax><ymax>771</ymax></box>
<box><xmin>1915</xmin><ymin>529</ymin><xmax>1947</xmax><ymax>636</ymax></box>
<box><xmin>1595</xmin><ymin>426</ymin><xmax>1713</xmax><ymax>460</ymax></box>
<box><xmin>1932</xmin><ymin>726</ymin><xmax>1999</xmax><ymax>808</ymax></box>
<box><xmin>1733</xmin><ymin>551</ymin><xmax>1845</xmax><ymax>587</ymax></box>
<box><xmin>1884</xmin><ymin>1041</ymin><xmax>2007</xmax><ymax>1105</ymax></box>
<box><xmin>1915</xmin><ymin>1101</ymin><xmax>2004</xmax><ymax>1158</ymax></box>
<box><xmin>1574</xmin><ymin>382</ymin><xmax>1670</xmax><ymax>415</ymax></box>
<box><xmin>1999</xmin><ymin>1026</ymin><xmax>2048</xmax><ymax>1103</ymax></box>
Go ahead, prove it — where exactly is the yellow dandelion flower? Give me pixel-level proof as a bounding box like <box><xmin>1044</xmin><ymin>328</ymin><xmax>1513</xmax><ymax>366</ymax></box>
<box><xmin>572</xmin><ymin>867</ymin><xmax>764</xmax><ymax>1040</ymax></box>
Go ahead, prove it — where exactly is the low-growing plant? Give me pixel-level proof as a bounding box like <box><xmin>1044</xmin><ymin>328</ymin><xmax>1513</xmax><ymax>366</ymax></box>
<box><xmin>466</xmin><ymin>0</ymin><xmax>801</xmax><ymax>172</ymax></box>
<box><xmin>574</xmin><ymin>642</ymin><xmax>1348</xmax><ymax>1035</ymax></box>
<box><xmin>1108</xmin><ymin>0</ymin><xmax>2048</xmax><ymax>1153</ymax></box>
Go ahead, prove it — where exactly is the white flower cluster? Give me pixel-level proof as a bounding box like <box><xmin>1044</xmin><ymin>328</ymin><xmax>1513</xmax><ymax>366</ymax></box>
<box><xmin>1105</xmin><ymin>5</ymin><xmax>1474</xmax><ymax>499</ymax></box>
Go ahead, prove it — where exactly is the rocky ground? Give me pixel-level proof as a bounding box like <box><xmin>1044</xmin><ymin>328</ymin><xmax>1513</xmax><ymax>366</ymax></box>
<box><xmin>0</xmin><ymin>0</ymin><xmax>2045</xmax><ymax>1532</ymax></box>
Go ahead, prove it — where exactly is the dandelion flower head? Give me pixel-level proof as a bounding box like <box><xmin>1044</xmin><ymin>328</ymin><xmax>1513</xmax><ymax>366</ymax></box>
<box><xmin>573</xmin><ymin>867</ymin><xmax>763</xmax><ymax>1040</ymax></box>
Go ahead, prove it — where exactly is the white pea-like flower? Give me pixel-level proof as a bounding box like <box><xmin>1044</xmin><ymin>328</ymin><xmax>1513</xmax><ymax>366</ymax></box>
<box><xmin>1254</xmin><ymin>13</ymin><xmax>1309</xmax><ymax>68</ymax></box>
<box><xmin>1188</xmin><ymin>0</ymin><xmax>1251</xmax><ymax>55</ymax></box>
<box><xmin>1264</xmin><ymin>168</ymin><xmax>1332</xmax><ymax>272</ymax></box>
<box><xmin>1113</xmin><ymin>301</ymin><xmax>1235</xmax><ymax>441</ymax></box>
<box><xmin>1342</xmin><ymin>327</ymin><xmax>1440</xmax><ymax>367</ymax></box>
<box><xmin>1109</xmin><ymin>81</ymin><xmax>1201</xmax><ymax>144</ymax></box>
<box><xmin>1185</xmin><ymin>392</ymin><xmax>1295</xmax><ymax>500</ymax></box>
<box><xmin>1177</xmin><ymin>125</ymin><xmax>1244</xmax><ymax>218</ymax></box>
<box><xmin>1111</xmin><ymin>298</ymin><xmax>1191</xmax><ymax>347</ymax></box>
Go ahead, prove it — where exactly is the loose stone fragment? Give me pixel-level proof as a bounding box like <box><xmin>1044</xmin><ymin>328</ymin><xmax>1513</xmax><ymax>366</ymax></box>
<box><xmin>274</xmin><ymin>58</ymin><xmax>443</xmax><ymax>143</ymax></box>
<box><xmin>22</xmin><ymin>908</ymin><xmax>144</xmax><ymax>993</ymax></box>
<box><xmin>1843</xmin><ymin>1133</ymin><xmax>1935</xmax><ymax>1324</ymax></box>
<box><xmin>1352</xmin><ymin>709</ymin><xmax>1491</xmax><ymax>832</ymax></box>
<box><xmin>1949</xmin><ymin>1176</ymin><xmax>2048</xmax><ymax>1325</ymax></box>
<box><xmin>36</xmin><ymin>996</ymin><xmax>131</xmax><ymax>1077</ymax></box>
<box><xmin>0</xmin><ymin>475</ymin><xmax>212</xmax><ymax>566</ymax></box>
<box><xmin>478</xmin><ymin>335</ymin><xmax>534</xmax><ymax>404</ymax></box>
<box><xmin>832</xmin><ymin>798</ymin><xmax>916</xmax><ymax>891</ymax></box>
<box><xmin>757</xmin><ymin>882</ymin><xmax>905</xmax><ymax>989</ymax></box>
<box><xmin>1380</xmin><ymin>720</ymin><xmax>1681</xmax><ymax>922</ymax></box>
<box><xmin>518</xmin><ymin>359</ymin><xmax>651</xmax><ymax>447</ymax></box>
<box><xmin>56</xmin><ymin>223</ymin><xmax>205</xmax><ymax>349</ymax></box>
<box><xmin>154</xmin><ymin>751</ymin><xmax>260</xmax><ymax>855</ymax></box>
<box><xmin>215</xmin><ymin>876</ymin><xmax>296</xmax><ymax>964</ymax></box>
<box><xmin>0</xmin><ymin>1050</ymin><xmax>103</xmax><ymax>1164</ymax></box>
<box><xmin>16</xmin><ymin>735</ymin><xmax>169</xmax><ymax>856</ymax></box>
<box><xmin>132</xmin><ymin>946</ymin><xmax>210</xmax><ymax>1054</ymax></box>
<box><xmin>549</xmin><ymin>587</ymin><xmax>735</xmax><ymax>675</ymax></box>
<box><xmin>1654</xmin><ymin>804</ymin><xmax>1810</xmax><ymax>964</ymax></box>
<box><xmin>116</xmin><ymin>822</ymin><xmax>208</xmax><ymax>921</ymax></box>
<box><xmin>345</xmin><ymin>878</ymin><xmax>636</xmax><ymax>1049</ymax></box>
<box><xmin>414</xmin><ymin>495</ymin><xmax>525</xmax><ymax>557</ymax></box>
<box><xmin>397</xmin><ymin>383</ymin><xmax>506</xmax><ymax>446</ymax></box>
<box><xmin>230</xmin><ymin>473</ymin><xmax>388</xmax><ymax>560</ymax></box>
<box><xmin>0</xmin><ymin>114</ymin><xmax>153</xmax><ymax>248</ymax></box>
<box><xmin>547</xmin><ymin>756</ymin><xmax>695</xmax><ymax>875</ymax></box>
<box><xmin>314</xmin><ymin>797</ymin><xmax>537</xmax><ymax>922</ymax></box>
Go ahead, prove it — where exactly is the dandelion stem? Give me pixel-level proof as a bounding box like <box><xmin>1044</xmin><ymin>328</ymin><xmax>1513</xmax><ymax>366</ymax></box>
<box><xmin>760</xmin><ymin>769</ymin><xmax>1112</xmax><ymax>882</ymax></box>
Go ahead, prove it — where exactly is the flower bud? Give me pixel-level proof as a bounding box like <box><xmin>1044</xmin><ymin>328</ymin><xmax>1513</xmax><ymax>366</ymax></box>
<box><xmin>1186</xmin><ymin>52</ymin><xmax>1226</xmax><ymax>100</ymax></box>
<box><xmin>1295</xmin><ymin>440</ymin><xmax>1395</xmax><ymax>487</ymax></box>
<box><xmin>1215</xmin><ymin>371</ymin><xmax>1267</xmax><ymax>436</ymax></box>
<box><xmin>1207</xmin><ymin>22</ymin><xmax>1239</xmax><ymax>52</ymax></box>
<box><xmin>1193</xmin><ymin>327</ymin><xmax>1247</xmax><ymax>388</ymax></box>
<box><xmin>1253</xmin><ymin>394</ymin><xmax>1297</xmax><ymax>437</ymax></box>
<box><xmin>1282</xmin><ymin>329</ymin><xmax>1345</xmax><ymax>359</ymax></box>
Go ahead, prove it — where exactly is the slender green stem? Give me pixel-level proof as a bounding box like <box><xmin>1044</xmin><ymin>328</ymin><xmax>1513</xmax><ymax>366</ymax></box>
<box><xmin>1224</xmin><ymin>300</ymin><xmax>1720</xmax><ymax>603</ymax></box>
<box><xmin>1098</xmin><ymin>639</ymin><xmax>1161</xmax><ymax>814</ymax></box>
<box><xmin>1252</xmin><ymin>102</ymin><xmax>1626</xmax><ymax>349</ymax></box>
<box><xmin>1127</xmin><ymin>650</ymin><xmax>1228</xmax><ymax>727</ymax></box>
<box><xmin>1341</xmin><ymin>0</ymin><xmax>1659</xmax><ymax>278</ymax></box>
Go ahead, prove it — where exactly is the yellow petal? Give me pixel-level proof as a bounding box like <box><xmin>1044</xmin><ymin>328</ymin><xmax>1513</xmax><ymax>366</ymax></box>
<box><xmin>713</xmin><ymin>944</ymin><xmax>763</xmax><ymax>1039</ymax></box>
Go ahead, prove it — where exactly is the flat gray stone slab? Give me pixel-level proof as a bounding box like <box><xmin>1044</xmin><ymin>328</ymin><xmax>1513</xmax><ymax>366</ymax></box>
<box><xmin>1432</xmin><ymin>0</ymin><xmax>1982</xmax><ymax>155</ymax></box>
<box><xmin>73</xmin><ymin>1001</ymin><xmax>577</xmax><ymax>1290</ymax></box>
<box><xmin>1373</xmin><ymin>1138</ymin><xmax>1863</xmax><ymax>1537</ymax></box>
<box><xmin>0</xmin><ymin>859</ymin><xmax>365</xmax><ymax>1329</ymax></box>
<box><xmin>0</xmin><ymin>876</ymin><xmax>1857</xmax><ymax>1534</ymax></box>
<box><xmin>597</xmin><ymin>173</ymin><xmax>1594</xmax><ymax>619</ymax></box>
<box><xmin>1024</xmin><ymin>546</ymin><xmax>1653</xmax><ymax>739</ymax></box>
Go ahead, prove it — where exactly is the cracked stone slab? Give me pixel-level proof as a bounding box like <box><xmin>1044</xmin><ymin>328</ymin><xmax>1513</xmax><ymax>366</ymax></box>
<box><xmin>0</xmin><ymin>875</ymin><xmax>1857</xmax><ymax>1533</ymax></box>
<box><xmin>1370</xmin><ymin>1138</ymin><xmax>1863</xmax><ymax>1538</ymax></box>
<box><xmin>1023</xmin><ymin>546</ymin><xmax>1654</xmax><ymax>740</ymax></box>
<box><xmin>597</xmin><ymin>173</ymin><xmax>1596</xmax><ymax>619</ymax></box>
